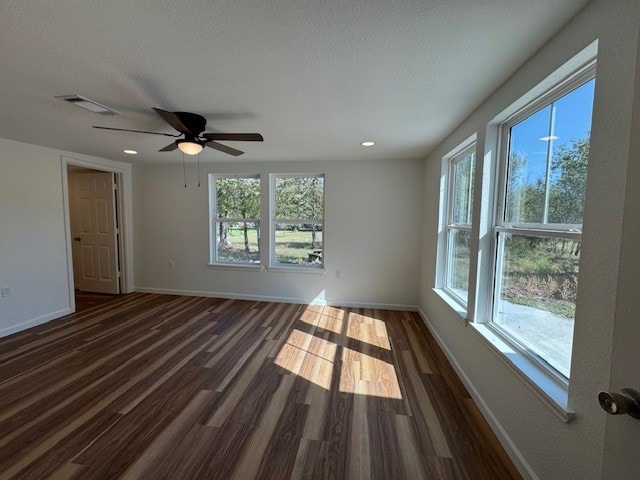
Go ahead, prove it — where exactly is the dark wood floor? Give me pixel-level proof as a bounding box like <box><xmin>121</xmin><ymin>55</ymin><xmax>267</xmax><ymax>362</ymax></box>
<box><xmin>0</xmin><ymin>293</ymin><xmax>521</xmax><ymax>479</ymax></box>
<box><xmin>74</xmin><ymin>291</ymin><xmax>119</xmax><ymax>312</ymax></box>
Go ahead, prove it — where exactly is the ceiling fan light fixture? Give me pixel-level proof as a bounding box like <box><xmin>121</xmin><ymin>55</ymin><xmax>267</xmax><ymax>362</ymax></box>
<box><xmin>177</xmin><ymin>140</ymin><xmax>204</xmax><ymax>155</ymax></box>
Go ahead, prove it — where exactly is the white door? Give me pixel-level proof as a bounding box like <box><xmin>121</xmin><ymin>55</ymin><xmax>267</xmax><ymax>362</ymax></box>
<box><xmin>601</xmin><ymin>194</ymin><xmax>640</xmax><ymax>477</ymax></box>
<box><xmin>601</xmin><ymin>37</ymin><xmax>640</xmax><ymax>478</ymax></box>
<box><xmin>70</xmin><ymin>171</ymin><xmax>120</xmax><ymax>294</ymax></box>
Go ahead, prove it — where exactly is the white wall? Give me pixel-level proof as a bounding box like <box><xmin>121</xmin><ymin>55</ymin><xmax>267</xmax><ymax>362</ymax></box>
<box><xmin>419</xmin><ymin>1</ymin><xmax>640</xmax><ymax>479</ymax></box>
<box><xmin>0</xmin><ymin>139</ymin><xmax>72</xmax><ymax>335</ymax></box>
<box><xmin>133</xmin><ymin>158</ymin><xmax>422</xmax><ymax>308</ymax></box>
<box><xmin>0</xmin><ymin>138</ymin><xmax>133</xmax><ymax>337</ymax></box>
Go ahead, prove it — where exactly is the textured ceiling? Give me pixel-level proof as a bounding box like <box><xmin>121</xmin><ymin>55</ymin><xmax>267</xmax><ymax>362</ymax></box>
<box><xmin>0</xmin><ymin>1</ymin><xmax>589</xmax><ymax>164</ymax></box>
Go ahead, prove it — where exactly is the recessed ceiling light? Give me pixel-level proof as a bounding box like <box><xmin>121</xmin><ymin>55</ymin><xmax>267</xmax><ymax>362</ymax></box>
<box><xmin>361</xmin><ymin>141</ymin><xmax>375</xmax><ymax>147</ymax></box>
<box><xmin>123</xmin><ymin>149</ymin><xmax>137</xmax><ymax>155</ymax></box>
<box><xmin>539</xmin><ymin>135</ymin><xmax>559</xmax><ymax>141</ymax></box>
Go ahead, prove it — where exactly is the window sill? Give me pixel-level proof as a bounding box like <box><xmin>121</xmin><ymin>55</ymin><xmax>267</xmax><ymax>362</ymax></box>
<box><xmin>266</xmin><ymin>265</ymin><xmax>326</xmax><ymax>275</ymax></box>
<box><xmin>206</xmin><ymin>263</ymin><xmax>264</xmax><ymax>271</ymax></box>
<box><xmin>432</xmin><ymin>288</ymin><xmax>468</xmax><ymax>324</ymax></box>
<box><xmin>470</xmin><ymin>323</ymin><xmax>574</xmax><ymax>422</ymax></box>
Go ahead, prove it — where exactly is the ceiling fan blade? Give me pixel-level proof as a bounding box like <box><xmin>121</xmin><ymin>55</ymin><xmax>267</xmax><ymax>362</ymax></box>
<box><xmin>93</xmin><ymin>126</ymin><xmax>179</xmax><ymax>137</ymax></box>
<box><xmin>159</xmin><ymin>142</ymin><xmax>178</xmax><ymax>152</ymax></box>
<box><xmin>153</xmin><ymin>108</ymin><xmax>192</xmax><ymax>135</ymax></box>
<box><xmin>205</xmin><ymin>141</ymin><xmax>244</xmax><ymax>156</ymax></box>
<box><xmin>202</xmin><ymin>133</ymin><xmax>264</xmax><ymax>142</ymax></box>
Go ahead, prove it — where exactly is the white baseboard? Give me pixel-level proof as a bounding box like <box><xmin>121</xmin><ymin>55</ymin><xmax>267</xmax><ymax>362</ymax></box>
<box><xmin>134</xmin><ymin>287</ymin><xmax>417</xmax><ymax>311</ymax></box>
<box><xmin>417</xmin><ymin>307</ymin><xmax>537</xmax><ymax>480</ymax></box>
<box><xmin>0</xmin><ymin>307</ymin><xmax>73</xmax><ymax>339</ymax></box>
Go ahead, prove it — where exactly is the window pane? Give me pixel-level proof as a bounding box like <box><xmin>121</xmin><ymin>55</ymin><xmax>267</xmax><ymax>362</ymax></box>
<box><xmin>216</xmin><ymin>221</ymin><xmax>260</xmax><ymax>264</ymax></box>
<box><xmin>505</xmin><ymin>106</ymin><xmax>550</xmax><ymax>223</ymax></box>
<box><xmin>505</xmin><ymin>79</ymin><xmax>594</xmax><ymax>225</ymax></box>
<box><xmin>446</xmin><ymin>229</ymin><xmax>471</xmax><ymax>303</ymax></box>
<box><xmin>452</xmin><ymin>153</ymin><xmax>475</xmax><ymax>224</ymax></box>
<box><xmin>216</xmin><ymin>177</ymin><xmax>260</xmax><ymax>219</ymax></box>
<box><xmin>274</xmin><ymin>223</ymin><xmax>323</xmax><ymax>265</ymax></box>
<box><xmin>275</xmin><ymin>177</ymin><xmax>324</xmax><ymax>220</ymax></box>
<box><xmin>494</xmin><ymin>233</ymin><xmax>579</xmax><ymax>377</ymax></box>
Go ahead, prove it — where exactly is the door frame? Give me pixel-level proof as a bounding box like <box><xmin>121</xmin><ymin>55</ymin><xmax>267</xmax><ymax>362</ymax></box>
<box><xmin>61</xmin><ymin>155</ymin><xmax>134</xmax><ymax>311</ymax></box>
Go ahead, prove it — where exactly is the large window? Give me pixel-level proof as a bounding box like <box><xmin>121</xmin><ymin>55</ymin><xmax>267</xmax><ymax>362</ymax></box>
<box><xmin>443</xmin><ymin>144</ymin><xmax>475</xmax><ymax>306</ymax></box>
<box><xmin>491</xmin><ymin>69</ymin><xmax>595</xmax><ymax>378</ymax></box>
<box><xmin>209</xmin><ymin>175</ymin><xmax>261</xmax><ymax>265</ymax></box>
<box><xmin>271</xmin><ymin>175</ymin><xmax>325</xmax><ymax>268</ymax></box>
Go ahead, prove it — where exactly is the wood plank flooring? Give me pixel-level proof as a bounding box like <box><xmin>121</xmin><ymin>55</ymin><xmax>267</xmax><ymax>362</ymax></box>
<box><xmin>0</xmin><ymin>293</ymin><xmax>521</xmax><ymax>479</ymax></box>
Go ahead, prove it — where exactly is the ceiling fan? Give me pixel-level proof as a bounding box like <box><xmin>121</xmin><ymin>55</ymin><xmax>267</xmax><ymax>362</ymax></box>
<box><xmin>93</xmin><ymin>108</ymin><xmax>263</xmax><ymax>156</ymax></box>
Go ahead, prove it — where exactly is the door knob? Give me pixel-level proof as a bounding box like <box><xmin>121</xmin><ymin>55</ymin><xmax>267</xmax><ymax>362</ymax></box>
<box><xmin>598</xmin><ymin>388</ymin><xmax>640</xmax><ymax>419</ymax></box>
<box><xmin>73</xmin><ymin>236</ymin><xmax>81</xmax><ymax>242</ymax></box>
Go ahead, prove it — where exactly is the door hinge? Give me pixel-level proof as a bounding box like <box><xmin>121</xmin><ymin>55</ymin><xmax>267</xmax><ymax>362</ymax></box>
<box><xmin>117</xmin><ymin>271</ymin><xmax>122</xmax><ymax>278</ymax></box>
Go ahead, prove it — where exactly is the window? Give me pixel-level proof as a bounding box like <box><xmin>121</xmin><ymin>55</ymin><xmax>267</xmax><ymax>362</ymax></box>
<box><xmin>443</xmin><ymin>144</ymin><xmax>476</xmax><ymax>306</ymax></box>
<box><xmin>271</xmin><ymin>174</ymin><xmax>324</xmax><ymax>268</ymax></box>
<box><xmin>209</xmin><ymin>175</ymin><xmax>261</xmax><ymax>265</ymax></box>
<box><xmin>491</xmin><ymin>69</ymin><xmax>595</xmax><ymax>379</ymax></box>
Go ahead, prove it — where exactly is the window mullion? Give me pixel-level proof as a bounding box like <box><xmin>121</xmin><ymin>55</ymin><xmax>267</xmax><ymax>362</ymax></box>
<box><xmin>495</xmin><ymin>225</ymin><xmax>581</xmax><ymax>241</ymax></box>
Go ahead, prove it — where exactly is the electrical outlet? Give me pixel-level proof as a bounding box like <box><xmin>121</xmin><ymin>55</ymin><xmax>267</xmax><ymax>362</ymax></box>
<box><xmin>335</xmin><ymin>270</ymin><xmax>342</xmax><ymax>280</ymax></box>
<box><xmin>169</xmin><ymin>261</ymin><xmax>175</xmax><ymax>270</ymax></box>
<box><xmin>1</xmin><ymin>286</ymin><xmax>12</xmax><ymax>298</ymax></box>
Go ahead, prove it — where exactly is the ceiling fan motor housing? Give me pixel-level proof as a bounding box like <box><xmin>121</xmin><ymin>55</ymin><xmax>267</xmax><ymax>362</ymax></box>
<box><xmin>175</xmin><ymin>112</ymin><xmax>207</xmax><ymax>135</ymax></box>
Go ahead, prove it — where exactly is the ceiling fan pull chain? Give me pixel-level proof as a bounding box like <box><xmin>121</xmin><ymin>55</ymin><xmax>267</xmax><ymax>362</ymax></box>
<box><xmin>197</xmin><ymin>151</ymin><xmax>201</xmax><ymax>187</ymax></box>
<box><xmin>183</xmin><ymin>152</ymin><xmax>187</xmax><ymax>188</ymax></box>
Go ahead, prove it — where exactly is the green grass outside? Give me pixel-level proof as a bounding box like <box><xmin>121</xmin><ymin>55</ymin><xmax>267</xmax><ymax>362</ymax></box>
<box><xmin>218</xmin><ymin>227</ymin><xmax>323</xmax><ymax>265</ymax></box>
<box><xmin>450</xmin><ymin>236</ymin><xmax>579</xmax><ymax>319</ymax></box>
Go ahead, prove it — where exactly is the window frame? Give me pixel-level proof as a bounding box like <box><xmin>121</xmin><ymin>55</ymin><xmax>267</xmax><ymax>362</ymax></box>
<box><xmin>269</xmin><ymin>173</ymin><xmax>325</xmax><ymax>270</ymax></box>
<box><xmin>208</xmin><ymin>173</ymin><xmax>262</xmax><ymax>268</ymax></box>
<box><xmin>486</xmin><ymin>62</ymin><xmax>597</xmax><ymax>381</ymax></box>
<box><xmin>442</xmin><ymin>143</ymin><xmax>476</xmax><ymax>307</ymax></box>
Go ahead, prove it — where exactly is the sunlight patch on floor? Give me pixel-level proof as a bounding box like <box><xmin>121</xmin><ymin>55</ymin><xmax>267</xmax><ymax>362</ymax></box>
<box><xmin>275</xmin><ymin>307</ymin><xmax>402</xmax><ymax>398</ymax></box>
<box><xmin>339</xmin><ymin>347</ymin><xmax>402</xmax><ymax>399</ymax></box>
<box><xmin>345</xmin><ymin>311</ymin><xmax>391</xmax><ymax>350</ymax></box>
<box><xmin>275</xmin><ymin>329</ymin><xmax>336</xmax><ymax>390</ymax></box>
<box><xmin>299</xmin><ymin>305</ymin><xmax>345</xmax><ymax>334</ymax></box>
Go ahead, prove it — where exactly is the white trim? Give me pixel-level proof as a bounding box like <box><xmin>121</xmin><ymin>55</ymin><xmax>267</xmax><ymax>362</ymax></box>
<box><xmin>0</xmin><ymin>308</ymin><xmax>73</xmax><ymax>339</ymax></box>
<box><xmin>265</xmin><ymin>265</ymin><xmax>326</xmax><ymax>274</ymax></box>
<box><xmin>60</xmin><ymin>163</ymin><xmax>76</xmax><ymax>312</ymax></box>
<box><xmin>478</xmin><ymin>59</ymin><xmax>596</xmax><ymax>379</ymax></box>
<box><xmin>437</xmin><ymin>140</ymin><xmax>476</xmax><ymax>306</ymax></box>
<box><xmin>206</xmin><ymin>263</ymin><xmax>263</xmax><ymax>271</ymax></box>
<box><xmin>134</xmin><ymin>287</ymin><xmax>417</xmax><ymax>311</ymax></box>
<box><xmin>270</xmin><ymin>173</ymin><xmax>325</xmax><ymax>269</ymax></box>
<box><xmin>215</xmin><ymin>217</ymin><xmax>261</xmax><ymax>223</ymax></box>
<box><xmin>273</xmin><ymin>219</ymin><xmax>324</xmax><ymax>225</ymax></box>
<box><xmin>270</xmin><ymin>172</ymin><xmax>325</xmax><ymax>180</ymax></box>
<box><xmin>502</xmin><ymin>60</ymin><xmax>597</xmax><ymax>129</ymax></box>
<box><xmin>208</xmin><ymin>173</ymin><xmax>262</xmax><ymax>265</ymax></box>
<box><xmin>432</xmin><ymin>288</ymin><xmax>468</xmax><ymax>324</ymax></box>
<box><xmin>496</xmin><ymin>223</ymin><xmax>582</xmax><ymax>241</ymax></box>
<box><xmin>60</xmin><ymin>155</ymin><xmax>134</xmax><ymax>300</ymax></box>
<box><xmin>447</xmin><ymin>223</ymin><xmax>472</xmax><ymax>230</ymax></box>
<box><xmin>417</xmin><ymin>308</ymin><xmax>539</xmax><ymax>480</ymax></box>
<box><xmin>469</xmin><ymin>323</ymin><xmax>572</xmax><ymax>421</ymax></box>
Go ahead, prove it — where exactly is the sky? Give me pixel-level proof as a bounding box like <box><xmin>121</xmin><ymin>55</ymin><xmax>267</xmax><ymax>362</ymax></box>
<box><xmin>509</xmin><ymin>78</ymin><xmax>595</xmax><ymax>183</ymax></box>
